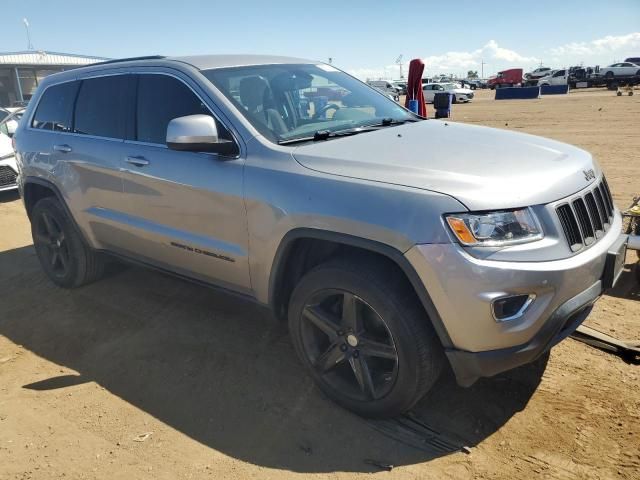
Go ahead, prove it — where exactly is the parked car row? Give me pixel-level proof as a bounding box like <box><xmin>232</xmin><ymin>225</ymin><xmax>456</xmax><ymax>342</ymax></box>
<box><xmin>523</xmin><ymin>58</ymin><xmax>640</xmax><ymax>88</ymax></box>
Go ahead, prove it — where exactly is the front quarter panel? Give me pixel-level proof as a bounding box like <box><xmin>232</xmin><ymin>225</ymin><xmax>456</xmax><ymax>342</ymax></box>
<box><xmin>244</xmin><ymin>138</ymin><xmax>465</xmax><ymax>303</ymax></box>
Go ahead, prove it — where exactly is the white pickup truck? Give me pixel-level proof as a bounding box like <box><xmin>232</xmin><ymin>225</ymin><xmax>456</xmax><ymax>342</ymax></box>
<box><xmin>538</xmin><ymin>69</ymin><xmax>568</xmax><ymax>86</ymax></box>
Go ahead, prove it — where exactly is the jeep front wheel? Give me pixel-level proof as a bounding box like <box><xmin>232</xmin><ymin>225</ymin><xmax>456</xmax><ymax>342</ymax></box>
<box><xmin>288</xmin><ymin>257</ymin><xmax>444</xmax><ymax>418</ymax></box>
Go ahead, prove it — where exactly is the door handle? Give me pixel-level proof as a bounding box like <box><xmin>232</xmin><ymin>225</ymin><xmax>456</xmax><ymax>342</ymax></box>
<box><xmin>125</xmin><ymin>156</ymin><xmax>150</xmax><ymax>167</ymax></box>
<box><xmin>53</xmin><ymin>144</ymin><xmax>72</xmax><ymax>153</ymax></box>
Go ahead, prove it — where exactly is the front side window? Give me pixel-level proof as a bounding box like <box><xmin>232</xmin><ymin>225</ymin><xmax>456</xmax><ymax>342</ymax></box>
<box><xmin>74</xmin><ymin>75</ymin><xmax>131</xmax><ymax>139</ymax></box>
<box><xmin>202</xmin><ymin>63</ymin><xmax>415</xmax><ymax>143</ymax></box>
<box><xmin>136</xmin><ymin>74</ymin><xmax>224</xmax><ymax>145</ymax></box>
<box><xmin>31</xmin><ymin>81</ymin><xmax>79</xmax><ymax>132</ymax></box>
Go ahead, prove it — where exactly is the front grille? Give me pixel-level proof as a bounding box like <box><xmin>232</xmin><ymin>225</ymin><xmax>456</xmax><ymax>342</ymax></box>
<box><xmin>556</xmin><ymin>177</ymin><xmax>615</xmax><ymax>252</ymax></box>
<box><xmin>572</xmin><ymin>198</ymin><xmax>594</xmax><ymax>244</ymax></box>
<box><xmin>0</xmin><ymin>166</ymin><xmax>17</xmax><ymax>187</ymax></box>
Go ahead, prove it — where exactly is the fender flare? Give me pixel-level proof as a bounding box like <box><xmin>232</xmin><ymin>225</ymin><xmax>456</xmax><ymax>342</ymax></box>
<box><xmin>268</xmin><ymin>228</ymin><xmax>454</xmax><ymax>349</ymax></box>
<box><xmin>22</xmin><ymin>176</ymin><xmax>90</xmax><ymax>246</ymax></box>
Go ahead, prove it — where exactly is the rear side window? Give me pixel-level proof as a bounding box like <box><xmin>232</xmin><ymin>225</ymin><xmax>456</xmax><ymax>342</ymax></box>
<box><xmin>31</xmin><ymin>81</ymin><xmax>79</xmax><ymax>131</ymax></box>
<box><xmin>74</xmin><ymin>75</ymin><xmax>132</xmax><ymax>139</ymax></box>
<box><xmin>136</xmin><ymin>75</ymin><xmax>214</xmax><ymax>145</ymax></box>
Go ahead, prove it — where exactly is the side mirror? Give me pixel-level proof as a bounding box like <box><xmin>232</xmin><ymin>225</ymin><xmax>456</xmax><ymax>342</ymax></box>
<box><xmin>6</xmin><ymin>120</ymin><xmax>17</xmax><ymax>137</ymax></box>
<box><xmin>166</xmin><ymin>114</ymin><xmax>238</xmax><ymax>156</ymax></box>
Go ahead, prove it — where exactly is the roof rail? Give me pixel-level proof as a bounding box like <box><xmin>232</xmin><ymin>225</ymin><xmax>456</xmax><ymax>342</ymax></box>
<box><xmin>91</xmin><ymin>55</ymin><xmax>166</xmax><ymax>66</ymax></box>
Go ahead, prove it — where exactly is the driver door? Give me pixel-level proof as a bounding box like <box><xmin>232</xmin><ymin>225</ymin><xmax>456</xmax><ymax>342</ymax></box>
<box><xmin>117</xmin><ymin>72</ymin><xmax>250</xmax><ymax>293</ymax></box>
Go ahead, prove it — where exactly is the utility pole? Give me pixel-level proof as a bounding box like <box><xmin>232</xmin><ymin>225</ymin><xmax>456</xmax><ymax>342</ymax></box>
<box><xmin>481</xmin><ymin>59</ymin><xmax>486</xmax><ymax>79</ymax></box>
<box><xmin>396</xmin><ymin>55</ymin><xmax>404</xmax><ymax>79</ymax></box>
<box><xmin>23</xmin><ymin>18</ymin><xmax>34</xmax><ymax>50</ymax></box>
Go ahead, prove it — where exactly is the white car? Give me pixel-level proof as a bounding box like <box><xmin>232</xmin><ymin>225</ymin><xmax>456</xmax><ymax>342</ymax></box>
<box><xmin>0</xmin><ymin>108</ymin><xmax>23</xmax><ymax>192</ymax></box>
<box><xmin>422</xmin><ymin>83</ymin><xmax>474</xmax><ymax>103</ymax></box>
<box><xmin>525</xmin><ymin>67</ymin><xmax>552</xmax><ymax>81</ymax></box>
<box><xmin>367</xmin><ymin>80</ymin><xmax>401</xmax><ymax>101</ymax></box>
<box><xmin>599</xmin><ymin>62</ymin><xmax>640</xmax><ymax>78</ymax></box>
<box><xmin>538</xmin><ymin>69</ymin><xmax>568</xmax><ymax>86</ymax></box>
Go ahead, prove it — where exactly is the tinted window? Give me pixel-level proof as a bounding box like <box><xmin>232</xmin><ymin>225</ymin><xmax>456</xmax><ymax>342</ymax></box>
<box><xmin>136</xmin><ymin>75</ymin><xmax>212</xmax><ymax>145</ymax></box>
<box><xmin>74</xmin><ymin>75</ymin><xmax>131</xmax><ymax>139</ymax></box>
<box><xmin>31</xmin><ymin>81</ymin><xmax>79</xmax><ymax>131</ymax></box>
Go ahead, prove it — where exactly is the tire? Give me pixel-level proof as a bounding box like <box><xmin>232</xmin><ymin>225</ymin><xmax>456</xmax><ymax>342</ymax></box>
<box><xmin>288</xmin><ymin>256</ymin><xmax>444</xmax><ymax>418</ymax></box>
<box><xmin>31</xmin><ymin>197</ymin><xmax>105</xmax><ymax>288</ymax></box>
<box><xmin>451</xmin><ymin>95</ymin><xmax>457</xmax><ymax>104</ymax></box>
<box><xmin>605</xmin><ymin>71</ymin><xmax>614</xmax><ymax>79</ymax></box>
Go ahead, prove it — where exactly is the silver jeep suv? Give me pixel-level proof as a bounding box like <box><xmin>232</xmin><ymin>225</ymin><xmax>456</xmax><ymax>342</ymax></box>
<box><xmin>14</xmin><ymin>55</ymin><xmax>627</xmax><ymax>418</ymax></box>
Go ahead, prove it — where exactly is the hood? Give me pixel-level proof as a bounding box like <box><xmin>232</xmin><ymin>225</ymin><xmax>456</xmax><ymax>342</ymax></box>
<box><xmin>292</xmin><ymin>121</ymin><xmax>599</xmax><ymax>211</ymax></box>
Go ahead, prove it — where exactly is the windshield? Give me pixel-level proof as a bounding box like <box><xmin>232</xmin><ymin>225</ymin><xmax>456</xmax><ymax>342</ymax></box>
<box><xmin>443</xmin><ymin>83</ymin><xmax>457</xmax><ymax>90</ymax></box>
<box><xmin>202</xmin><ymin>64</ymin><xmax>416</xmax><ymax>143</ymax></box>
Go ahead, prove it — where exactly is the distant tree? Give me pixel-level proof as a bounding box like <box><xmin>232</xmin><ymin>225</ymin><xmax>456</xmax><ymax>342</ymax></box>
<box><xmin>467</xmin><ymin>70</ymin><xmax>479</xmax><ymax>79</ymax></box>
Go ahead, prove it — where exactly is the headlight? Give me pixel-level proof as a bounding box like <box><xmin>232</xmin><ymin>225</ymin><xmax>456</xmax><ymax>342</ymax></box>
<box><xmin>445</xmin><ymin>208</ymin><xmax>543</xmax><ymax>246</ymax></box>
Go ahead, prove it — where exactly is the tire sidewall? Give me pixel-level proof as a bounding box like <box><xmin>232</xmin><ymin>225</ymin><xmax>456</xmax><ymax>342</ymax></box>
<box><xmin>288</xmin><ymin>265</ymin><xmax>435</xmax><ymax>417</ymax></box>
<box><xmin>31</xmin><ymin>198</ymin><xmax>86</xmax><ymax>288</ymax></box>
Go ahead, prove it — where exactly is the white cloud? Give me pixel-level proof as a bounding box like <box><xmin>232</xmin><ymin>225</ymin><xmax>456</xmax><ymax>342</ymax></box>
<box><xmin>347</xmin><ymin>40</ymin><xmax>539</xmax><ymax>80</ymax></box>
<box><xmin>549</xmin><ymin>32</ymin><xmax>640</xmax><ymax>64</ymax></box>
<box><xmin>345</xmin><ymin>32</ymin><xmax>640</xmax><ymax>80</ymax></box>
<box><xmin>421</xmin><ymin>40</ymin><xmax>539</xmax><ymax>72</ymax></box>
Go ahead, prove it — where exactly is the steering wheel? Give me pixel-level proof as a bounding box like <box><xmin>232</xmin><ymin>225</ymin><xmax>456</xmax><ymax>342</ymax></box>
<box><xmin>312</xmin><ymin>103</ymin><xmax>341</xmax><ymax>120</ymax></box>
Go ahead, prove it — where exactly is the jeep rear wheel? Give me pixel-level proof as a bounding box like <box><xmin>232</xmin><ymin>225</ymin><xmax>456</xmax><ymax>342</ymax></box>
<box><xmin>288</xmin><ymin>257</ymin><xmax>444</xmax><ymax>418</ymax></box>
<box><xmin>31</xmin><ymin>197</ymin><xmax>105</xmax><ymax>288</ymax></box>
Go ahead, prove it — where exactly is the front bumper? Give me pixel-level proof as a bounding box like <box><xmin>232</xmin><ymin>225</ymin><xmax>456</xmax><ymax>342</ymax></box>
<box><xmin>405</xmin><ymin>209</ymin><xmax>623</xmax><ymax>385</ymax></box>
<box><xmin>447</xmin><ymin>280</ymin><xmax>600</xmax><ymax>386</ymax></box>
<box><xmin>0</xmin><ymin>155</ymin><xmax>19</xmax><ymax>192</ymax></box>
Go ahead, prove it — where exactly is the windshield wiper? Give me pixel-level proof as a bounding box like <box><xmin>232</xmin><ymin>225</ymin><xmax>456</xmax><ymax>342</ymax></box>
<box><xmin>278</xmin><ymin>118</ymin><xmax>420</xmax><ymax>145</ymax></box>
<box><xmin>278</xmin><ymin>127</ymin><xmax>378</xmax><ymax>145</ymax></box>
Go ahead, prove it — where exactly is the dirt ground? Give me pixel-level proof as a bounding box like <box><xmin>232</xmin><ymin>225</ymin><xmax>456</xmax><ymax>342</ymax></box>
<box><xmin>1</xmin><ymin>88</ymin><xmax>639</xmax><ymax>480</ymax></box>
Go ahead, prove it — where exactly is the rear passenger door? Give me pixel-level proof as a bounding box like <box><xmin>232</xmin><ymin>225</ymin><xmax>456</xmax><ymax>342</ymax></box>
<box><xmin>27</xmin><ymin>74</ymin><xmax>134</xmax><ymax>251</ymax></box>
<box><xmin>67</xmin><ymin>73</ymin><xmax>136</xmax><ymax>250</ymax></box>
<box><xmin>117</xmin><ymin>72</ymin><xmax>250</xmax><ymax>293</ymax></box>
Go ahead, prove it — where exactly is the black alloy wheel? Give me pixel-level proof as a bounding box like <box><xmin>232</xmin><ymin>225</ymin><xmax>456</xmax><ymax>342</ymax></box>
<box><xmin>288</xmin><ymin>257</ymin><xmax>444</xmax><ymax>418</ymax></box>
<box><xmin>299</xmin><ymin>289</ymin><xmax>398</xmax><ymax>402</ymax></box>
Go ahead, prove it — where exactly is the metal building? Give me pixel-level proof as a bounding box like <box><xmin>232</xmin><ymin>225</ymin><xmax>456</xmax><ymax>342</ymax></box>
<box><xmin>0</xmin><ymin>51</ymin><xmax>107</xmax><ymax>107</ymax></box>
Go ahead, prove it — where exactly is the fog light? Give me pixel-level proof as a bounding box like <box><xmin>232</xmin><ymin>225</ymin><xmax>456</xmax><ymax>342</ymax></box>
<box><xmin>492</xmin><ymin>294</ymin><xmax>536</xmax><ymax>322</ymax></box>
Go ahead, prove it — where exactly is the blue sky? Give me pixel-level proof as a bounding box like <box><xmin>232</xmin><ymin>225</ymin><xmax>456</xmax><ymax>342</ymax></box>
<box><xmin>4</xmin><ymin>0</ymin><xmax>640</xmax><ymax>78</ymax></box>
